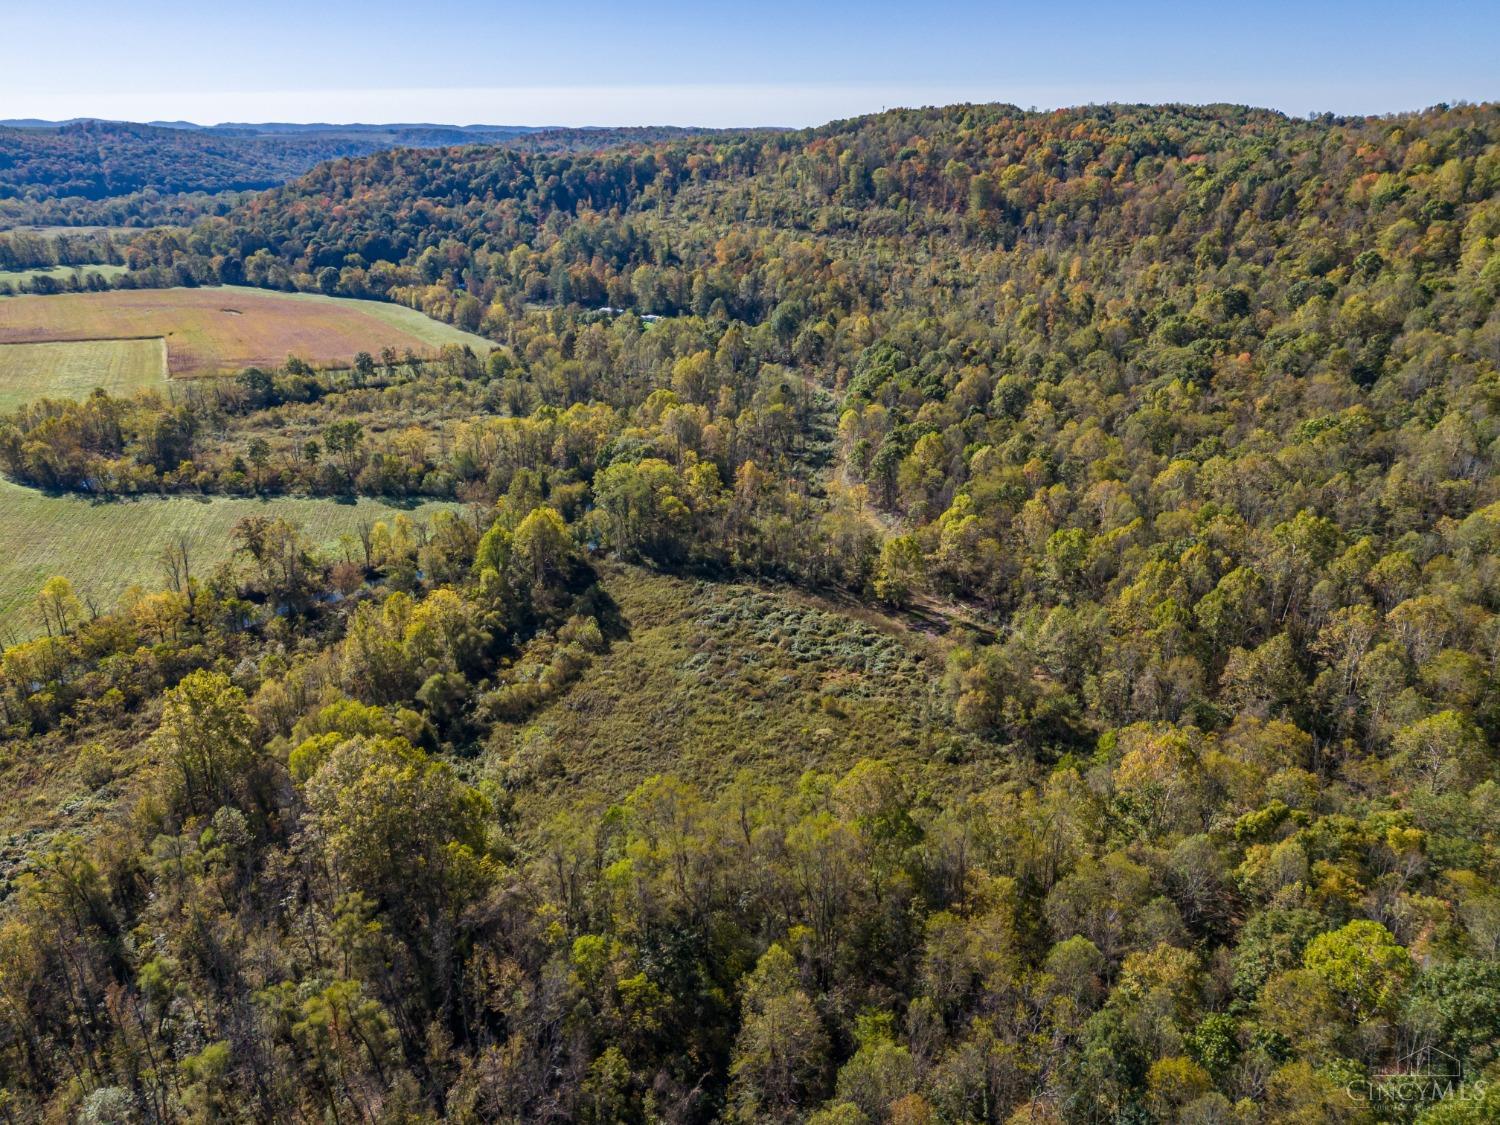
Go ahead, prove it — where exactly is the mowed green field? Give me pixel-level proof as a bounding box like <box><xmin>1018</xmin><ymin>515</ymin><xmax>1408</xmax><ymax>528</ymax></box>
<box><xmin>0</xmin><ymin>286</ymin><xmax>492</xmax><ymax>378</ymax></box>
<box><xmin>0</xmin><ymin>226</ymin><xmax>159</xmax><ymax>238</ymax></box>
<box><xmin>0</xmin><ymin>338</ymin><xmax>167</xmax><ymax>411</ymax></box>
<box><xmin>0</xmin><ymin>477</ymin><xmax>459</xmax><ymax>640</ymax></box>
<box><xmin>0</xmin><ymin>264</ymin><xmax>129</xmax><ymax>292</ymax></box>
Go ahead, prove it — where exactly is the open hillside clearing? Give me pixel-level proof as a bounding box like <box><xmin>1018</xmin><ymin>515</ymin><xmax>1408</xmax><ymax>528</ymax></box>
<box><xmin>0</xmin><ymin>476</ymin><xmax>459</xmax><ymax>639</ymax></box>
<box><xmin>0</xmin><ymin>285</ymin><xmax>492</xmax><ymax>377</ymax></box>
<box><xmin>489</xmin><ymin>561</ymin><xmax>992</xmax><ymax>824</ymax></box>
<box><xmin>0</xmin><ymin>337</ymin><xmax>166</xmax><ymax>411</ymax></box>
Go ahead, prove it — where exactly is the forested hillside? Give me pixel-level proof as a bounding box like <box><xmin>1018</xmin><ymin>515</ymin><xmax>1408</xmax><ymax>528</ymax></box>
<box><xmin>0</xmin><ymin>121</ymin><xmax>402</xmax><ymax>201</ymax></box>
<box><xmin>2</xmin><ymin>102</ymin><xmax>1500</xmax><ymax>1122</ymax></box>
<box><xmin>0</xmin><ymin>120</ymin><xmax>722</xmax><ymax>229</ymax></box>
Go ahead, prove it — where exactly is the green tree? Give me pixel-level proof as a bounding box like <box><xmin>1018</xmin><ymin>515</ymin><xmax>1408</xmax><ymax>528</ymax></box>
<box><xmin>302</xmin><ymin>735</ymin><xmax>489</xmax><ymax>914</ymax></box>
<box><xmin>729</xmin><ymin>944</ymin><xmax>830</xmax><ymax>1122</ymax></box>
<box><xmin>322</xmin><ymin>420</ymin><xmax>365</xmax><ymax>485</ymax></box>
<box><xmin>150</xmin><ymin>669</ymin><xmax>256</xmax><ymax>819</ymax></box>
<box><xmin>34</xmin><ymin>576</ymin><xmax>83</xmax><ymax>638</ymax></box>
<box><xmin>874</xmin><ymin>535</ymin><xmax>923</xmax><ymax>607</ymax></box>
<box><xmin>1303</xmin><ymin>920</ymin><xmax>1415</xmax><ymax>1021</ymax></box>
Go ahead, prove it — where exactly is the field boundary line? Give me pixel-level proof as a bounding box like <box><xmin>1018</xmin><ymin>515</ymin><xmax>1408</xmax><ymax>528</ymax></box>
<box><xmin>0</xmin><ymin>334</ymin><xmax>168</xmax><ymax>346</ymax></box>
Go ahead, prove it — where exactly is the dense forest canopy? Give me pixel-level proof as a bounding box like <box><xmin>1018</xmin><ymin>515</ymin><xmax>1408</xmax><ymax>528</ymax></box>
<box><xmin>0</xmin><ymin>120</ymin><xmax>728</xmax><ymax>228</ymax></box>
<box><xmin>1</xmin><ymin>101</ymin><xmax>1500</xmax><ymax>1122</ymax></box>
<box><xmin>0</xmin><ymin>121</ymin><xmax>407</xmax><ymax>201</ymax></box>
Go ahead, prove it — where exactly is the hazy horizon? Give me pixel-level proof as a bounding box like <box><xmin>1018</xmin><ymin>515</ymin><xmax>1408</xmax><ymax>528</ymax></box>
<box><xmin>8</xmin><ymin>0</ymin><xmax>1497</xmax><ymax>128</ymax></box>
<box><xmin>6</xmin><ymin>86</ymin><xmax>1496</xmax><ymax>134</ymax></box>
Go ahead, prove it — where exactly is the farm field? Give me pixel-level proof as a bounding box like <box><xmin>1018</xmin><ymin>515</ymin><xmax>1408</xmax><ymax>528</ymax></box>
<box><xmin>0</xmin><ymin>263</ymin><xmax>129</xmax><ymax>291</ymax></box>
<box><xmin>0</xmin><ymin>285</ymin><xmax>491</xmax><ymax>377</ymax></box>
<box><xmin>0</xmin><ymin>225</ymin><xmax>158</xmax><ymax>238</ymax></box>
<box><xmin>0</xmin><ymin>338</ymin><xmax>166</xmax><ymax>411</ymax></box>
<box><xmin>0</xmin><ymin>476</ymin><xmax>459</xmax><ymax>639</ymax></box>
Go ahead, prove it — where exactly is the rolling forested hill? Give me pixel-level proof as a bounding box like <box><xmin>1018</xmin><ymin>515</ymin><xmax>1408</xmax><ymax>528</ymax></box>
<box><xmin>2</xmin><ymin>102</ymin><xmax>1500</xmax><ymax>1122</ymax></box>
<box><xmin>0</xmin><ymin>119</ymin><xmax>724</xmax><ymax>229</ymax></box>
<box><xmin>0</xmin><ymin>120</ymin><xmax>415</xmax><ymax>201</ymax></box>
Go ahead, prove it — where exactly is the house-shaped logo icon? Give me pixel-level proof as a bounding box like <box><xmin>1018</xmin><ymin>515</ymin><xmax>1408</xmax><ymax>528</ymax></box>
<box><xmin>1380</xmin><ymin>1044</ymin><xmax>1464</xmax><ymax>1082</ymax></box>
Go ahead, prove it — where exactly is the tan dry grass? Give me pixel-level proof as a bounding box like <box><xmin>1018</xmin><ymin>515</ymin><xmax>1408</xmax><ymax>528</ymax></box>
<box><xmin>0</xmin><ymin>286</ymin><xmax>490</xmax><ymax>377</ymax></box>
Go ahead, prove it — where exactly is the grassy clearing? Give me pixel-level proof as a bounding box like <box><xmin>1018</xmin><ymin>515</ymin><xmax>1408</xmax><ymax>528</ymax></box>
<box><xmin>0</xmin><ymin>477</ymin><xmax>457</xmax><ymax>640</ymax></box>
<box><xmin>266</xmin><ymin>289</ymin><xmax>496</xmax><ymax>353</ymax></box>
<box><xmin>0</xmin><ymin>285</ymin><xmax>491</xmax><ymax>377</ymax></box>
<box><xmin>0</xmin><ymin>225</ymin><xmax>161</xmax><ymax>238</ymax></box>
<box><xmin>0</xmin><ymin>264</ymin><xmax>129</xmax><ymax>292</ymax></box>
<box><xmin>490</xmin><ymin>562</ymin><xmax>992</xmax><ymax>821</ymax></box>
<box><xmin>0</xmin><ymin>337</ymin><xmax>167</xmax><ymax>411</ymax></box>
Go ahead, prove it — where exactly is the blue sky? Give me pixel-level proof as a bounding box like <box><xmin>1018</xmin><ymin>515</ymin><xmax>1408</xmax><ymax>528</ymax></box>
<box><xmin>6</xmin><ymin>1</ymin><xmax>1496</xmax><ymax>126</ymax></box>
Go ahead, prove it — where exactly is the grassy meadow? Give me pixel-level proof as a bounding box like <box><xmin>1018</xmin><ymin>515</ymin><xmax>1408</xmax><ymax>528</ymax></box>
<box><xmin>0</xmin><ymin>477</ymin><xmax>458</xmax><ymax>640</ymax></box>
<box><xmin>0</xmin><ymin>225</ymin><xmax>159</xmax><ymax>238</ymax></box>
<box><xmin>0</xmin><ymin>337</ymin><xmax>167</xmax><ymax>411</ymax></box>
<box><xmin>0</xmin><ymin>263</ymin><xmax>130</xmax><ymax>292</ymax></box>
<box><xmin>0</xmin><ymin>285</ymin><xmax>491</xmax><ymax>377</ymax></box>
<box><xmin>491</xmin><ymin>562</ymin><xmax>990</xmax><ymax>819</ymax></box>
